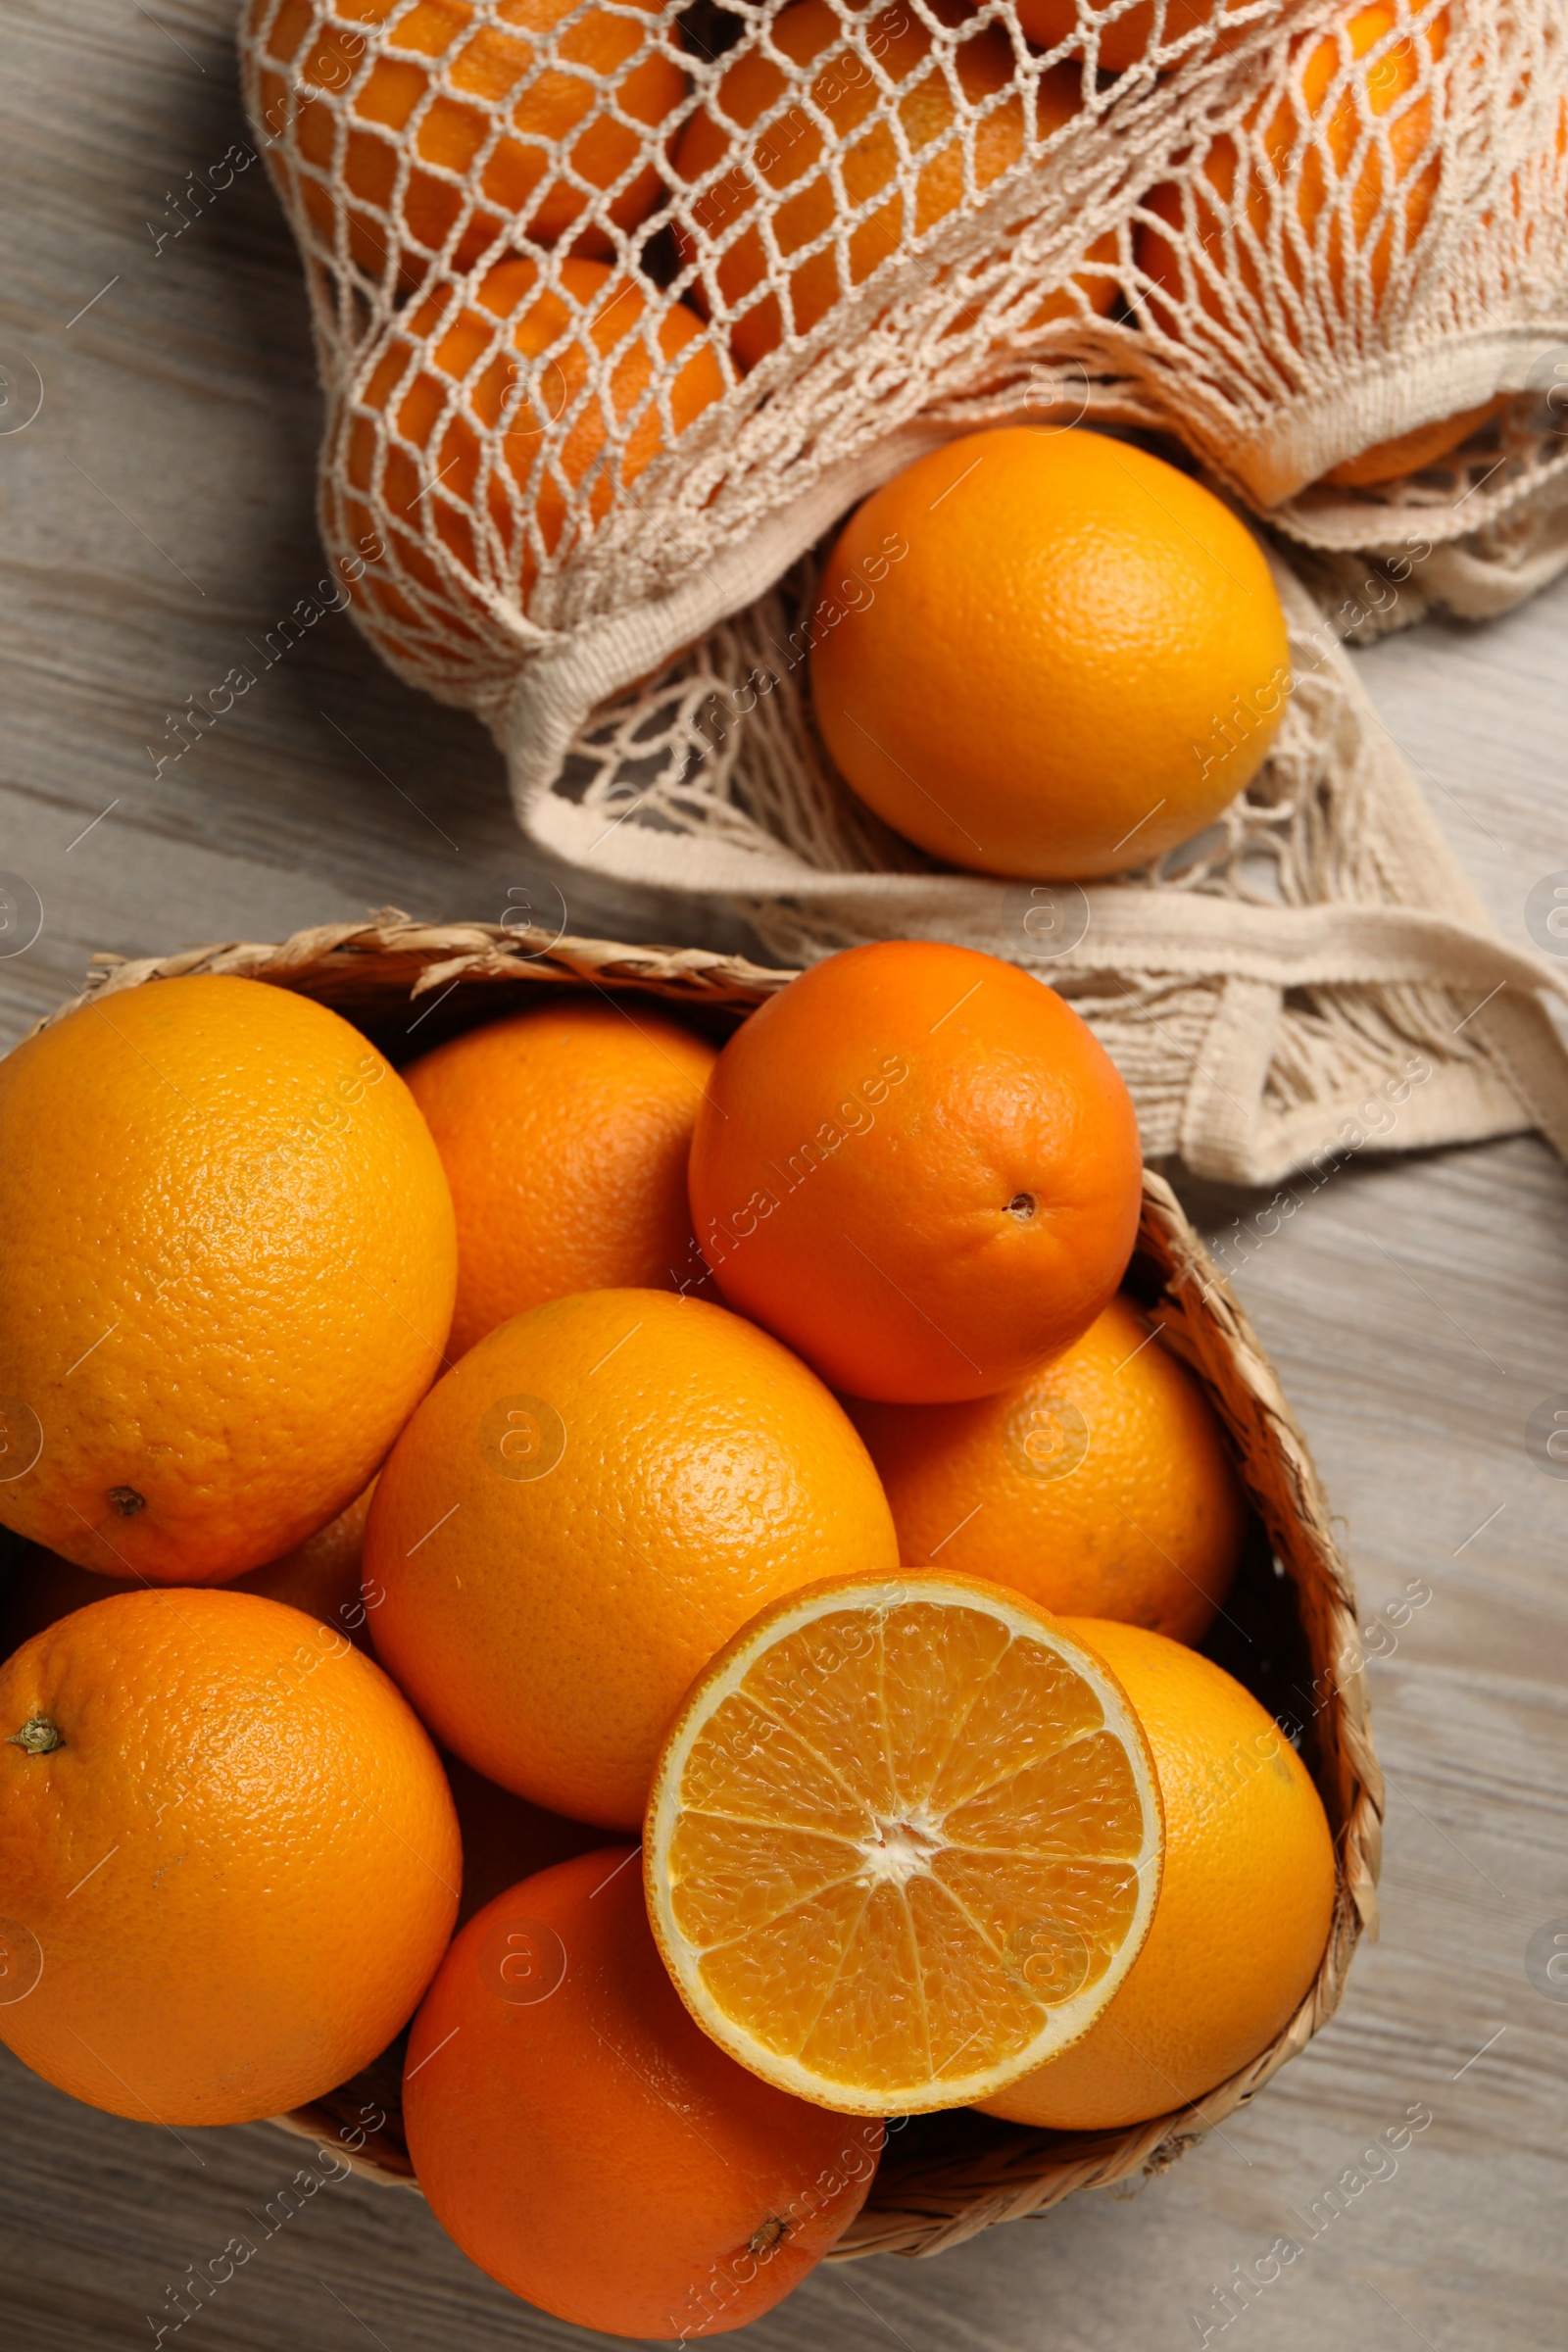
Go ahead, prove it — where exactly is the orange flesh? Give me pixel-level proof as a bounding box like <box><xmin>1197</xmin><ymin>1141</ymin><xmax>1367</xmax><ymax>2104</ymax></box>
<box><xmin>660</xmin><ymin>1594</ymin><xmax>1156</xmax><ymax>2106</ymax></box>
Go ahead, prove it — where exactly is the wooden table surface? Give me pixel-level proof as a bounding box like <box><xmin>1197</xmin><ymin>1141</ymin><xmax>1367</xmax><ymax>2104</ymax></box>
<box><xmin>3</xmin><ymin>5</ymin><xmax>1566</xmax><ymax>2349</ymax></box>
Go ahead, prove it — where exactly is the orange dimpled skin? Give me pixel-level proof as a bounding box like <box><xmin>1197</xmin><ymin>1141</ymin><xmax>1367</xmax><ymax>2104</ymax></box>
<box><xmin>0</xmin><ymin>977</ymin><xmax>455</xmax><ymax>1584</ymax></box>
<box><xmin>0</xmin><ymin>1590</ymin><xmax>460</xmax><ymax>2126</ymax></box>
<box><xmin>404</xmin><ymin>1849</ymin><xmax>881</xmax><ymax>2336</ymax></box>
<box><xmin>364</xmin><ymin>1287</ymin><xmax>899</xmax><ymax>1828</ymax></box>
<box><xmin>852</xmin><ymin>1295</ymin><xmax>1249</xmax><ymax>1643</ymax></box>
<box><xmin>403</xmin><ymin>1000</ymin><xmax>717</xmax><ymax>1357</ymax></box>
<box><xmin>808</xmin><ymin>428</ymin><xmax>1292</xmax><ymax>880</ymax></box>
<box><xmin>978</xmin><ymin>1618</ymin><xmax>1337</xmax><ymax>2131</ymax></box>
<box><xmin>687</xmin><ymin>942</ymin><xmax>1145</xmax><ymax>1403</ymax></box>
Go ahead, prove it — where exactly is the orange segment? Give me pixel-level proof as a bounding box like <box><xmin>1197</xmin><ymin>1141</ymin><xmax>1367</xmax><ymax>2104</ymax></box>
<box><xmin>645</xmin><ymin>1573</ymin><xmax>1164</xmax><ymax>2114</ymax></box>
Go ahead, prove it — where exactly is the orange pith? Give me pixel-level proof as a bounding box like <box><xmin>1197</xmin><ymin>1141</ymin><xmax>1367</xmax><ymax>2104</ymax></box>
<box><xmin>645</xmin><ymin>1572</ymin><xmax>1164</xmax><ymax>2114</ymax></box>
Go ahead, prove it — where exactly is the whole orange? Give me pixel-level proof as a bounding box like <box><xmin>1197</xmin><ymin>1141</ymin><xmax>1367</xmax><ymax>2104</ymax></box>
<box><xmin>340</xmin><ymin>255</ymin><xmax>724</xmax><ymax>636</ymax></box>
<box><xmin>253</xmin><ymin>0</ymin><xmax>685</xmax><ymax>281</ymax></box>
<box><xmin>979</xmin><ymin>1617</ymin><xmax>1337</xmax><ymax>2130</ymax></box>
<box><xmin>673</xmin><ymin>2</ymin><xmax>1114</xmax><ymax>370</ymax></box>
<box><xmin>404</xmin><ymin>1848</ymin><xmax>882</xmax><ymax>2335</ymax></box>
<box><xmin>364</xmin><ymin>1287</ymin><xmax>899</xmax><ymax>1827</ymax></box>
<box><xmin>1136</xmin><ymin>7</ymin><xmax>1537</xmax><ymax>490</ymax></box>
<box><xmin>0</xmin><ymin>1482</ymin><xmax>379</xmax><ymax>1660</ymax></box>
<box><xmin>851</xmin><ymin>1294</ymin><xmax>1249</xmax><ymax>1642</ymax></box>
<box><xmin>0</xmin><ymin>1589</ymin><xmax>460</xmax><ymax>2125</ymax></box>
<box><xmin>0</xmin><ymin>977</ymin><xmax>455</xmax><ymax>1584</ymax></box>
<box><xmin>403</xmin><ymin>1000</ymin><xmax>716</xmax><ymax>1358</ymax></box>
<box><xmin>807</xmin><ymin>427</ymin><xmax>1291</xmax><ymax>878</ymax></box>
<box><xmin>687</xmin><ymin>942</ymin><xmax>1144</xmax><ymax>1402</ymax></box>
<box><xmin>1138</xmin><ymin>5</ymin><xmax>1446</xmax><ymax>345</ymax></box>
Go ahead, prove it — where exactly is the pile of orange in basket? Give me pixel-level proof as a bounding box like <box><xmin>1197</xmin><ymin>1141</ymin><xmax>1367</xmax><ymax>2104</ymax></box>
<box><xmin>0</xmin><ymin>939</ymin><xmax>1341</xmax><ymax>2335</ymax></box>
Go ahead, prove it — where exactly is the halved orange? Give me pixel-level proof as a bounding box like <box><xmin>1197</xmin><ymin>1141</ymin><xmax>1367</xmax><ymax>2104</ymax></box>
<box><xmin>644</xmin><ymin>1573</ymin><xmax>1164</xmax><ymax>2115</ymax></box>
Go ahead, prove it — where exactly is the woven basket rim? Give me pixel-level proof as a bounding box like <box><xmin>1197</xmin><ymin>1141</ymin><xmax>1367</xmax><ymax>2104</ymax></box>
<box><xmin>24</xmin><ymin>914</ymin><xmax>1384</xmax><ymax>2262</ymax></box>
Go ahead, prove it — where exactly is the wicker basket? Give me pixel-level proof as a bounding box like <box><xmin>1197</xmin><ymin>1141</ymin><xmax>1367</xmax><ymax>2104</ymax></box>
<box><xmin>35</xmin><ymin>913</ymin><xmax>1383</xmax><ymax>2263</ymax></box>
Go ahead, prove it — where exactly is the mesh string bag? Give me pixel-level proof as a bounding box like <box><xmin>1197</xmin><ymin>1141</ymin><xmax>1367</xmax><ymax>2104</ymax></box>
<box><xmin>240</xmin><ymin>0</ymin><xmax>1568</xmax><ymax>1184</ymax></box>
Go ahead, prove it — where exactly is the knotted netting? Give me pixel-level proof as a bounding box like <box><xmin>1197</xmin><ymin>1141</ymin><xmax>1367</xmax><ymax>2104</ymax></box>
<box><xmin>240</xmin><ymin>0</ymin><xmax>1568</xmax><ymax>1181</ymax></box>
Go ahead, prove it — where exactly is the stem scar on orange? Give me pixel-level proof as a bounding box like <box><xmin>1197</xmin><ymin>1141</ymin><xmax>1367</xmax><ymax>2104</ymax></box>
<box><xmin>686</xmin><ymin>940</ymin><xmax>1145</xmax><ymax>1402</ymax></box>
<box><xmin>0</xmin><ymin>1481</ymin><xmax>379</xmax><ymax>1656</ymax></box>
